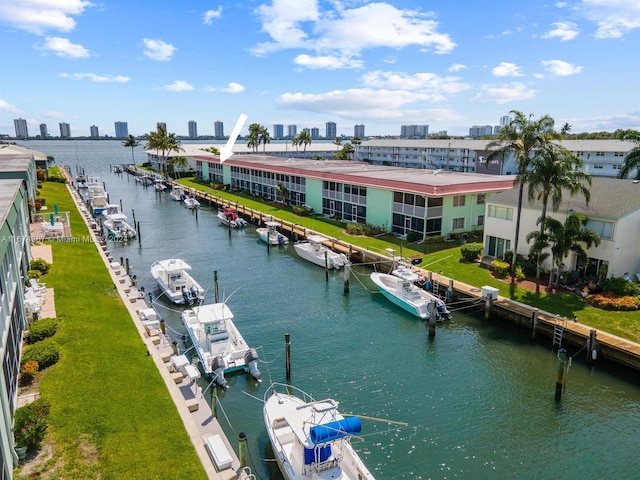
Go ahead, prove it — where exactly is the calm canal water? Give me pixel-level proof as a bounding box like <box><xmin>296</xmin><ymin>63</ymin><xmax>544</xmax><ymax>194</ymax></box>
<box><xmin>21</xmin><ymin>140</ymin><xmax>640</xmax><ymax>479</ymax></box>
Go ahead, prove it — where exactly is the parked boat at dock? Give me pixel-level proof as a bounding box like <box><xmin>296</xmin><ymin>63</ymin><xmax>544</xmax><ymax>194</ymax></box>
<box><xmin>103</xmin><ymin>213</ymin><xmax>137</xmax><ymax>239</ymax></box>
<box><xmin>150</xmin><ymin>259</ymin><xmax>205</xmax><ymax>305</ymax></box>
<box><xmin>183</xmin><ymin>194</ymin><xmax>200</xmax><ymax>209</ymax></box>
<box><xmin>181</xmin><ymin>302</ymin><xmax>261</xmax><ymax>388</ymax></box>
<box><xmin>370</xmin><ymin>268</ymin><xmax>451</xmax><ymax>321</ymax></box>
<box><xmin>169</xmin><ymin>185</ymin><xmax>185</xmax><ymax>201</ymax></box>
<box><xmin>75</xmin><ymin>174</ymin><xmax>87</xmax><ymax>188</ymax></box>
<box><xmin>294</xmin><ymin>235</ymin><xmax>348</xmax><ymax>269</ymax></box>
<box><xmin>154</xmin><ymin>179</ymin><xmax>167</xmax><ymax>191</ymax></box>
<box><xmin>257</xmin><ymin>221</ymin><xmax>289</xmax><ymax>245</ymax></box>
<box><xmin>217</xmin><ymin>207</ymin><xmax>247</xmax><ymax>228</ymax></box>
<box><xmin>263</xmin><ymin>383</ymin><xmax>375</xmax><ymax>480</ymax></box>
<box><xmin>90</xmin><ymin>194</ymin><xmax>110</xmax><ymax>218</ymax></box>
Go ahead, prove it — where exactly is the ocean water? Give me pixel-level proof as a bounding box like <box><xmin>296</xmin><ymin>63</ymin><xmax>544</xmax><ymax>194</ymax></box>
<box><xmin>21</xmin><ymin>140</ymin><xmax>640</xmax><ymax>479</ymax></box>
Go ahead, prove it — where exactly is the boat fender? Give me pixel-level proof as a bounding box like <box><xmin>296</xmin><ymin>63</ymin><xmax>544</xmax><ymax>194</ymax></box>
<box><xmin>592</xmin><ymin>349</ymin><xmax>597</xmax><ymax>361</ymax></box>
<box><xmin>425</xmin><ymin>281</ymin><xmax>431</xmax><ymax>291</ymax></box>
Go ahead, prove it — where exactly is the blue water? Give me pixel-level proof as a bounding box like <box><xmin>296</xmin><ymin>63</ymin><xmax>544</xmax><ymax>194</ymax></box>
<box><xmin>22</xmin><ymin>140</ymin><xmax>640</xmax><ymax>479</ymax></box>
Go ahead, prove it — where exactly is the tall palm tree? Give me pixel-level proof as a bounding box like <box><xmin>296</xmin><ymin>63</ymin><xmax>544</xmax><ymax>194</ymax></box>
<box><xmin>123</xmin><ymin>135</ymin><xmax>139</xmax><ymax>165</ymax></box>
<box><xmin>145</xmin><ymin>124</ymin><xmax>182</xmax><ymax>175</ymax></box>
<box><xmin>247</xmin><ymin>123</ymin><xmax>261</xmax><ymax>152</ymax></box>
<box><xmin>259</xmin><ymin>126</ymin><xmax>271</xmax><ymax>152</ymax></box>
<box><xmin>333</xmin><ymin>137</ymin><xmax>342</xmax><ymax>151</ymax></box>
<box><xmin>170</xmin><ymin>156</ymin><xmax>189</xmax><ymax>179</ymax></box>
<box><xmin>617</xmin><ymin>131</ymin><xmax>640</xmax><ymax>180</ymax></box>
<box><xmin>352</xmin><ymin>136</ymin><xmax>361</xmax><ymax>161</ymax></box>
<box><xmin>291</xmin><ymin>135</ymin><xmax>300</xmax><ymax>150</ymax></box>
<box><xmin>297</xmin><ymin>131</ymin><xmax>312</xmax><ymax>152</ymax></box>
<box><xmin>485</xmin><ymin>110</ymin><xmax>560</xmax><ymax>282</ymax></box>
<box><xmin>524</xmin><ymin>145</ymin><xmax>591</xmax><ymax>292</ymax></box>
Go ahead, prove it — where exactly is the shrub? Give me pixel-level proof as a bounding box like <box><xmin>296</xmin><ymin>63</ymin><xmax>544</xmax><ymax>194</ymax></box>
<box><xmin>588</xmin><ymin>293</ymin><xmax>640</xmax><ymax>311</ymax></box>
<box><xmin>460</xmin><ymin>242</ymin><xmax>483</xmax><ymax>262</ymax></box>
<box><xmin>28</xmin><ymin>318</ymin><xmax>58</xmax><ymax>343</ymax></box>
<box><xmin>20</xmin><ymin>340</ymin><xmax>60</xmax><ymax>370</ymax></box>
<box><xmin>47</xmin><ymin>175</ymin><xmax>66</xmax><ymax>183</ymax></box>
<box><xmin>514</xmin><ymin>264</ymin><xmax>526</xmax><ymax>282</ymax></box>
<box><xmin>424</xmin><ymin>235</ymin><xmax>445</xmax><ymax>244</ymax></box>
<box><xmin>602</xmin><ymin>277</ymin><xmax>638</xmax><ymax>296</ymax></box>
<box><xmin>20</xmin><ymin>360</ymin><xmax>39</xmax><ymax>383</ymax></box>
<box><xmin>13</xmin><ymin>399</ymin><xmax>49</xmax><ymax>451</ymax></box>
<box><xmin>406</xmin><ymin>231</ymin><xmax>420</xmax><ymax>243</ymax></box>
<box><xmin>27</xmin><ymin>269</ymin><xmax>41</xmax><ymax>280</ymax></box>
<box><xmin>491</xmin><ymin>259</ymin><xmax>510</xmax><ymax>279</ymax></box>
<box><xmin>518</xmin><ymin>257</ymin><xmax>538</xmax><ymax>278</ymax></box>
<box><xmin>29</xmin><ymin>259</ymin><xmax>51</xmax><ymax>275</ymax></box>
<box><xmin>346</xmin><ymin>223</ymin><xmax>364</xmax><ymax>235</ymax></box>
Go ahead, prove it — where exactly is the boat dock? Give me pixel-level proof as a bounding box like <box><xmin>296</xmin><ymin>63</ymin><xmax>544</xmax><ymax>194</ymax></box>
<box><xmin>63</xmin><ymin>172</ymin><xmax>250</xmax><ymax>480</ymax></box>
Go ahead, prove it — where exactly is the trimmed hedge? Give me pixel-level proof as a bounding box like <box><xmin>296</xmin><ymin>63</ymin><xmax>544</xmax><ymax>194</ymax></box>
<box><xmin>28</xmin><ymin>317</ymin><xmax>58</xmax><ymax>343</ymax></box>
<box><xmin>491</xmin><ymin>259</ymin><xmax>510</xmax><ymax>279</ymax></box>
<box><xmin>20</xmin><ymin>339</ymin><xmax>60</xmax><ymax>370</ymax></box>
<box><xmin>460</xmin><ymin>242</ymin><xmax>483</xmax><ymax>262</ymax></box>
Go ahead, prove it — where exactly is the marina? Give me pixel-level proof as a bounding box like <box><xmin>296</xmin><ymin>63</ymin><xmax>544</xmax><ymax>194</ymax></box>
<box><xmin>21</xmin><ymin>140</ymin><xmax>640</xmax><ymax>479</ymax></box>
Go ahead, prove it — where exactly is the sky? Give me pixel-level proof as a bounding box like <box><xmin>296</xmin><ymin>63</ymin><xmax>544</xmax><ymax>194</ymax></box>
<box><xmin>0</xmin><ymin>0</ymin><xmax>639</xmax><ymax>138</ymax></box>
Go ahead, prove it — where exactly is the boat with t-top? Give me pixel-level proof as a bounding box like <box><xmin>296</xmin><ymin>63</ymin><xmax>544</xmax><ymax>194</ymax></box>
<box><xmin>169</xmin><ymin>185</ymin><xmax>185</xmax><ymax>201</ymax></box>
<box><xmin>294</xmin><ymin>235</ymin><xmax>348</xmax><ymax>269</ymax></box>
<box><xmin>150</xmin><ymin>259</ymin><xmax>205</xmax><ymax>305</ymax></box>
<box><xmin>257</xmin><ymin>221</ymin><xmax>289</xmax><ymax>245</ymax></box>
<box><xmin>217</xmin><ymin>207</ymin><xmax>247</xmax><ymax>228</ymax></box>
<box><xmin>263</xmin><ymin>382</ymin><xmax>375</xmax><ymax>480</ymax></box>
<box><xmin>103</xmin><ymin>213</ymin><xmax>137</xmax><ymax>239</ymax></box>
<box><xmin>181</xmin><ymin>302</ymin><xmax>261</xmax><ymax>388</ymax></box>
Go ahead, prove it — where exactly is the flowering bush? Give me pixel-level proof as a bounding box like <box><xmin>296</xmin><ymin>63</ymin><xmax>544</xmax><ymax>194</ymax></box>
<box><xmin>13</xmin><ymin>399</ymin><xmax>49</xmax><ymax>451</ymax></box>
<box><xmin>588</xmin><ymin>293</ymin><xmax>640</xmax><ymax>311</ymax></box>
<box><xmin>19</xmin><ymin>360</ymin><xmax>39</xmax><ymax>383</ymax></box>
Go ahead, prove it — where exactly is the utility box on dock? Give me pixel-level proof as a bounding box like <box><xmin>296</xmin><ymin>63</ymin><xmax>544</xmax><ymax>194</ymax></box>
<box><xmin>481</xmin><ymin>286</ymin><xmax>499</xmax><ymax>300</ymax></box>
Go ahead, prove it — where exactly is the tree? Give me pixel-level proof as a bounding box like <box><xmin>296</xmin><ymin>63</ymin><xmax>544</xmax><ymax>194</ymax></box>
<box><xmin>145</xmin><ymin>125</ymin><xmax>181</xmax><ymax>175</ymax></box>
<box><xmin>617</xmin><ymin>131</ymin><xmax>640</xmax><ymax>180</ymax></box>
<box><xmin>170</xmin><ymin>156</ymin><xmax>189</xmax><ymax>179</ymax></box>
<box><xmin>333</xmin><ymin>143</ymin><xmax>354</xmax><ymax>160</ymax></box>
<box><xmin>524</xmin><ymin>145</ymin><xmax>591</xmax><ymax>292</ymax></box>
<box><xmin>485</xmin><ymin>110</ymin><xmax>560</xmax><ymax>282</ymax></box>
<box><xmin>275</xmin><ymin>182</ymin><xmax>289</xmax><ymax>205</ymax></box>
<box><xmin>247</xmin><ymin>123</ymin><xmax>261</xmax><ymax>152</ymax></box>
<box><xmin>333</xmin><ymin>137</ymin><xmax>342</xmax><ymax>150</ymax></box>
<box><xmin>200</xmin><ymin>146</ymin><xmax>220</xmax><ymax>155</ymax></box>
<box><xmin>123</xmin><ymin>135</ymin><xmax>139</xmax><ymax>165</ymax></box>
<box><xmin>352</xmin><ymin>136</ymin><xmax>361</xmax><ymax>160</ymax></box>
<box><xmin>297</xmin><ymin>131</ymin><xmax>312</xmax><ymax>152</ymax></box>
<box><xmin>259</xmin><ymin>125</ymin><xmax>271</xmax><ymax>152</ymax></box>
<box><xmin>528</xmin><ymin>214</ymin><xmax>601</xmax><ymax>289</ymax></box>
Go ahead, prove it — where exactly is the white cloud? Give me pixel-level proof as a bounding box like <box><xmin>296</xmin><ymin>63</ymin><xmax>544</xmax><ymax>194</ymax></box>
<box><xmin>163</xmin><ymin>80</ymin><xmax>193</xmax><ymax>92</ymax></box>
<box><xmin>293</xmin><ymin>54</ymin><xmax>363</xmax><ymax>69</ymax></box>
<box><xmin>0</xmin><ymin>99</ymin><xmax>22</xmax><ymax>114</ymax></box>
<box><xmin>448</xmin><ymin>63</ymin><xmax>466</xmax><ymax>72</ymax></box>
<box><xmin>543</xmin><ymin>21</ymin><xmax>579</xmax><ymax>41</ymax></box>
<box><xmin>206</xmin><ymin>82</ymin><xmax>246</xmax><ymax>93</ymax></box>
<box><xmin>39</xmin><ymin>37</ymin><xmax>90</xmax><ymax>58</ymax></box>
<box><xmin>361</xmin><ymin>71</ymin><xmax>470</xmax><ymax>96</ymax></box>
<box><xmin>540</xmin><ymin>59</ymin><xmax>584</xmax><ymax>76</ymax></box>
<box><xmin>471</xmin><ymin>82</ymin><xmax>537</xmax><ymax>104</ymax></box>
<box><xmin>492</xmin><ymin>62</ymin><xmax>523</xmax><ymax>77</ymax></box>
<box><xmin>0</xmin><ymin>0</ymin><xmax>92</xmax><ymax>35</ymax></box>
<box><xmin>252</xmin><ymin>1</ymin><xmax>455</xmax><ymax>56</ymax></box>
<box><xmin>143</xmin><ymin>38</ymin><xmax>176</xmax><ymax>61</ymax></box>
<box><xmin>59</xmin><ymin>73</ymin><xmax>130</xmax><ymax>83</ymax></box>
<box><xmin>203</xmin><ymin>7</ymin><xmax>222</xmax><ymax>25</ymax></box>
<box><xmin>43</xmin><ymin>111</ymin><xmax>66</xmax><ymax>119</ymax></box>
<box><xmin>579</xmin><ymin>0</ymin><xmax>640</xmax><ymax>38</ymax></box>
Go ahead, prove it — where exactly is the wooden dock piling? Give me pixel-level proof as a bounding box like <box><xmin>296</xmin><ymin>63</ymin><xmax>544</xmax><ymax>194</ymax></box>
<box><xmin>285</xmin><ymin>333</ymin><xmax>291</xmax><ymax>380</ymax></box>
<box><xmin>555</xmin><ymin>348</ymin><xmax>568</xmax><ymax>401</ymax></box>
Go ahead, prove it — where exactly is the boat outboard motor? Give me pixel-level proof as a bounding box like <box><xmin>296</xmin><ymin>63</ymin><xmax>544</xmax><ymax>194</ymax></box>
<box><xmin>190</xmin><ymin>286</ymin><xmax>199</xmax><ymax>302</ymax></box>
<box><xmin>211</xmin><ymin>356</ymin><xmax>228</xmax><ymax>389</ymax></box>
<box><xmin>278</xmin><ymin>234</ymin><xmax>285</xmax><ymax>245</ymax></box>
<box><xmin>243</xmin><ymin>348</ymin><xmax>262</xmax><ymax>382</ymax></box>
<box><xmin>182</xmin><ymin>287</ymin><xmax>191</xmax><ymax>304</ymax></box>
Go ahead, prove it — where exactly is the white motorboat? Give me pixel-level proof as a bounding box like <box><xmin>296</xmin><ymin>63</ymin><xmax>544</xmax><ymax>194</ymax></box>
<box><xmin>217</xmin><ymin>207</ymin><xmax>247</xmax><ymax>228</ymax></box>
<box><xmin>113</xmin><ymin>164</ymin><xmax>124</xmax><ymax>173</ymax></box>
<box><xmin>90</xmin><ymin>194</ymin><xmax>110</xmax><ymax>218</ymax></box>
<box><xmin>154</xmin><ymin>179</ymin><xmax>166</xmax><ymax>191</ymax></box>
<box><xmin>103</xmin><ymin>213</ymin><xmax>136</xmax><ymax>239</ymax></box>
<box><xmin>85</xmin><ymin>184</ymin><xmax>106</xmax><ymax>201</ymax></box>
<box><xmin>150</xmin><ymin>259</ymin><xmax>205</xmax><ymax>305</ymax></box>
<box><xmin>183</xmin><ymin>195</ymin><xmax>200</xmax><ymax>209</ymax></box>
<box><xmin>263</xmin><ymin>383</ymin><xmax>375</xmax><ymax>480</ymax></box>
<box><xmin>169</xmin><ymin>185</ymin><xmax>185</xmax><ymax>201</ymax></box>
<box><xmin>370</xmin><ymin>268</ymin><xmax>451</xmax><ymax>321</ymax></box>
<box><xmin>181</xmin><ymin>302</ymin><xmax>261</xmax><ymax>388</ymax></box>
<box><xmin>100</xmin><ymin>204</ymin><xmax>124</xmax><ymax>220</ymax></box>
<box><xmin>135</xmin><ymin>174</ymin><xmax>154</xmax><ymax>186</ymax></box>
<box><xmin>75</xmin><ymin>174</ymin><xmax>87</xmax><ymax>188</ymax></box>
<box><xmin>257</xmin><ymin>221</ymin><xmax>289</xmax><ymax>245</ymax></box>
<box><xmin>294</xmin><ymin>235</ymin><xmax>348</xmax><ymax>269</ymax></box>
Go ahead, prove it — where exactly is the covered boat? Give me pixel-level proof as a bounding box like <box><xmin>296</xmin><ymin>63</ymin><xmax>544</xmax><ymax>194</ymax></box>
<box><xmin>150</xmin><ymin>259</ymin><xmax>205</xmax><ymax>305</ymax></box>
<box><xmin>217</xmin><ymin>207</ymin><xmax>247</xmax><ymax>228</ymax></box>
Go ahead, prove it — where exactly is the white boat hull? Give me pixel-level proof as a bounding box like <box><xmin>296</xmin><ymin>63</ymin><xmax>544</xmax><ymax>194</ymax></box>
<box><xmin>294</xmin><ymin>240</ymin><xmax>347</xmax><ymax>269</ymax></box>
<box><xmin>257</xmin><ymin>228</ymin><xmax>289</xmax><ymax>245</ymax></box>
<box><xmin>371</xmin><ymin>272</ymin><xmax>436</xmax><ymax>319</ymax></box>
<box><xmin>150</xmin><ymin>259</ymin><xmax>205</xmax><ymax>305</ymax></box>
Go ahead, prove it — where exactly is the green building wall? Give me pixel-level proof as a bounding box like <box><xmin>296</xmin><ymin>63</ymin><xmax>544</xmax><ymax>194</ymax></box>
<box><xmin>366</xmin><ymin>187</ymin><xmax>393</xmax><ymax>230</ymax></box>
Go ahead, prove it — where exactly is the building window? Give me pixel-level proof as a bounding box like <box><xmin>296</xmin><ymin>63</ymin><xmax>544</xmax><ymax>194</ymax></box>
<box><xmin>477</xmin><ymin>194</ymin><xmax>485</xmax><ymax>205</ymax></box>
<box><xmin>487</xmin><ymin>205</ymin><xmax>513</xmax><ymax>220</ymax></box>
<box><xmin>586</xmin><ymin>220</ymin><xmax>614</xmax><ymax>240</ymax></box>
<box><xmin>477</xmin><ymin>215</ymin><xmax>484</xmax><ymax>227</ymax></box>
<box><xmin>452</xmin><ymin>217</ymin><xmax>464</xmax><ymax>229</ymax></box>
<box><xmin>453</xmin><ymin>195</ymin><xmax>465</xmax><ymax>207</ymax></box>
<box><xmin>487</xmin><ymin>236</ymin><xmax>511</xmax><ymax>257</ymax></box>
<box><xmin>594</xmin><ymin>164</ymin><xmax>604</xmax><ymax>169</ymax></box>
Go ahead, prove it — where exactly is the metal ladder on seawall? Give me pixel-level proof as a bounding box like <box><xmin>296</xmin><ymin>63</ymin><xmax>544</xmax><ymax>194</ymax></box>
<box><xmin>432</xmin><ymin>279</ymin><xmax>440</xmax><ymax>296</ymax></box>
<box><xmin>553</xmin><ymin>316</ymin><xmax>566</xmax><ymax>350</ymax></box>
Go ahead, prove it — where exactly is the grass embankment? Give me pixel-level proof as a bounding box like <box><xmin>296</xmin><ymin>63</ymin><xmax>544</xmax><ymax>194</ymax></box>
<box><xmin>177</xmin><ymin>177</ymin><xmax>640</xmax><ymax>344</ymax></box>
<box><xmin>19</xmin><ymin>176</ymin><xmax>206</xmax><ymax>479</ymax></box>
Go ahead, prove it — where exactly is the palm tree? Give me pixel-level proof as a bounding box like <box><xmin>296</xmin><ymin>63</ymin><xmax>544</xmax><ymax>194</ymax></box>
<box><xmin>259</xmin><ymin>126</ymin><xmax>271</xmax><ymax>152</ymax></box>
<box><xmin>200</xmin><ymin>146</ymin><xmax>220</xmax><ymax>155</ymax></box>
<box><xmin>617</xmin><ymin>131</ymin><xmax>640</xmax><ymax>180</ymax></box>
<box><xmin>247</xmin><ymin>123</ymin><xmax>261</xmax><ymax>152</ymax></box>
<box><xmin>275</xmin><ymin>181</ymin><xmax>289</xmax><ymax>205</ymax></box>
<box><xmin>524</xmin><ymin>145</ymin><xmax>591</xmax><ymax>292</ymax></box>
<box><xmin>333</xmin><ymin>137</ymin><xmax>342</xmax><ymax>151</ymax></box>
<box><xmin>123</xmin><ymin>135</ymin><xmax>139</xmax><ymax>165</ymax></box>
<box><xmin>485</xmin><ymin>110</ymin><xmax>560</xmax><ymax>282</ymax></box>
<box><xmin>297</xmin><ymin>131</ymin><xmax>312</xmax><ymax>152</ymax></box>
<box><xmin>145</xmin><ymin>124</ymin><xmax>182</xmax><ymax>175</ymax></box>
<box><xmin>528</xmin><ymin>214</ymin><xmax>601</xmax><ymax>289</ymax></box>
<box><xmin>170</xmin><ymin>156</ymin><xmax>189</xmax><ymax>179</ymax></box>
<box><xmin>352</xmin><ymin>136</ymin><xmax>361</xmax><ymax>161</ymax></box>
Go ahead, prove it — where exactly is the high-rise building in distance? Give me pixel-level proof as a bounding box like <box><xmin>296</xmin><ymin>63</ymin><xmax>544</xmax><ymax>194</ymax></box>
<box><xmin>310</xmin><ymin>127</ymin><xmax>320</xmax><ymax>138</ymax></box>
<box><xmin>326</xmin><ymin>121</ymin><xmax>337</xmax><ymax>139</ymax></box>
<box><xmin>90</xmin><ymin>125</ymin><xmax>99</xmax><ymax>138</ymax></box>
<box><xmin>468</xmin><ymin>125</ymin><xmax>493</xmax><ymax>138</ymax></box>
<box><xmin>188</xmin><ymin>120</ymin><xmax>198</xmax><ymax>139</ymax></box>
<box><xmin>273</xmin><ymin>124</ymin><xmax>284</xmax><ymax>139</ymax></box>
<box><xmin>354</xmin><ymin>124</ymin><xmax>365</xmax><ymax>138</ymax></box>
<box><xmin>400</xmin><ymin>124</ymin><xmax>428</xmax><ymax>138</ymax></box>
<box><xmin>59</xmin><ymin>122</ymin><xmax>71</xmax><ymax>138</ymax></box>
<box><xmin>287</xmin><ymin>125</ymin><xmax>297</xmax><ymax>138</ymax></box>
<box><xmin>39</xmin><ymin>123</ymin><xmax>48</xmax><ymax>138</ymax></box>
<box><xmin>214</xmin><ymin>121</ymin><xmax>224</xmax><ymax>138</ymax></box>
<box><xmin>13</xmin><ymin>118</ymin><xmax>28</xmax><ymax>139</ymax></box>
<box><xmin>114</xmin><ymin>121</ymin><xmax>128</xmax><ymax>138</ymax></box>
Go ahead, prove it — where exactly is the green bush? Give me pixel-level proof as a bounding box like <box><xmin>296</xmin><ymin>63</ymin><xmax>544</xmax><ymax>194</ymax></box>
<box><xmin>514</xmin><ymin>265</ymin><xmax>526</xmax><ymax>281</ymax></box>
<box><xmin>491</xmin><ymin>259</ymin><xmax>510</xmax><ymax>279</ymax></box>
<box><xmin>460</xmin><ymin>242</ymin><xmax>483</xmax><ymax>262</ymax></box>
<box><xmin>13</xmin><ymin>399</ymin><xmax>49</xmax><ymax>451</ymax></box>
<box><xmin>28</xmin><ymin>318</ymin><xmax>58</xmax><ymax>343</ymax></box>
<box><xmin>27</xmin><ymin>269</ymin><xmax>42</xmax><ymax>280</ymax></box>
<box><xmin>47</xmin><ymin>175</ymin><xmax>67</xmax><ymax>183</ymax></box>
<box><xmin>29</xmin><ymin>259</ymin><xmax>51</xmax><ymax>275</ymax></box>
<box><xmin>518</xmin><ymin>257</ymin><xmax>537</xmax><ymax>278</ymax></box>
<box><xmin>406</xmin><ymin>231</ymin><xmax>420</xmax><ymax>243</ymax></box>
<box><xmin>602</xmin><ymin>277</ymin><xmax>638</xmax><ymax>296</ymax></box>
<box><xmin>20</xmin><ymin>340</ymin><xmax>60</xmax><ymax>370</ymax></box>
<box><xmin>424</xmin><ymin>235</ymin><xmax>445</xmax><ymax>244</ymax></box>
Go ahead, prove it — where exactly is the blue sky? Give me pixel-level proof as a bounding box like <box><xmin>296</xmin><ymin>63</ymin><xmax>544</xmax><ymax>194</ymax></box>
<box><xmin>0</xmin><ymin>0</ymin><xmax>639</xmax><ymax>138</ymax></box>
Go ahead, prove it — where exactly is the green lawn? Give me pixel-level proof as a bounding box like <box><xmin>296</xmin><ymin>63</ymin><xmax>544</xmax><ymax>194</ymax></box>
<box><xmin>178</xmin><ymin>177</ymin><xmax>640</xmax><ymax>344</ymax></box>
<box><xmin>17</xmin><ymin>175</ymin><xmax>207</xmax><ymax>479</ymax></box>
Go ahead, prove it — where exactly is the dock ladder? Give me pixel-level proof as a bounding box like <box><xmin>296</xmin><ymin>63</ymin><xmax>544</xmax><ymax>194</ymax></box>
<box><xmin>432</xmin><ymin>279</ymin><xmax>440</xmax><ymax>296</ymax></box>
<box><xmin>553</xmin><ymin>315</ymin><xmax>567</xmax><ymax>350</ymax></box>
